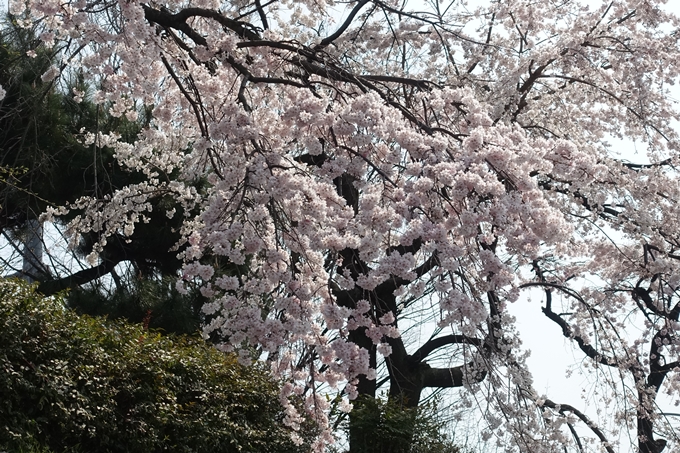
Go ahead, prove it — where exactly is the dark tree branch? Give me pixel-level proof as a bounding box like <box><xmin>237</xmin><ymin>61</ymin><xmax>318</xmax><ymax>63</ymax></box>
<box><xmin>143</xmin><ymin>5</ymin><xmax>261</xmax><ymax>42</ymax></box>
<box><xmin>623</xmin><ymin>158</ymin><xmax>672</xmax><ymax>170</ymax></box>
<box><xmin>648</xmin><ymin>323</ymin><xmax>679</xmax><ymax>393</ymax></box>
<box><xmin>253</xmin><ymin>0</ymin><xmax>269</xmax><ymax>30</ymax></box>
<box><xmin>386</xmin><ymin>237</ymin><xmax>422</xmax><ymax>256</ymax></box>
<box><xmin>361</xmin><ymin>74</ymin><xmax>438</xmax><ymax>90</ymax></box>
<box><xmin>542</xmin><ymin>298</ymin><xmax>619</xmax><ymax>367</ymax></box>
<box><xmin>411</xmin><ymin>334</ymin><xmax>483</xmax><ymax>363</ymax></box>
<box><xmin>411</xmin><ymin>251</ymin><xmax>439</xmax><ymax>280</ymax></box>
<box><xmin>422</xmin><ymin>363</ymin><xmax>486</xmax><ymax>388</ymax></box>
<box><xmin>160</xmin><ymin>55</ymin><xmax>208</xmax><ymax>137</ymax></box>
<box><xmin>315</xmin><ymin>0</ymin><xmax>370</xmax><ymax>50</ymax></box>
<box><xmin>237</xmin><ymin>40</ymin><xmax>302</xmax><ymax>52</ymax></box>
<box><xmin>37</xmin><ymin>257</ymin><xmax>122</xmax><ymax>296</ymax></box>
<box><xmin>522</xmin><ymin>279</ymin><xmax>620</xmax><ymax>368</ymax></box>
<box><xmin>541</xmin><ymin>398</ymin><xmax>615</xmax><ymax>453</ymax></box>
<box><xmin>144</xmin><ymin>5</ymin><xmax>453</xmax><ymax>141</ymax></box>
<box><xmin>634</xmin><ymin>283</ymin><xmax>666</xmax><ymax>317</ymax></box>
<box><xmin>143</xmin><ymin>6</ymin><xmax>208</xmax><ymax>46</ymax></box>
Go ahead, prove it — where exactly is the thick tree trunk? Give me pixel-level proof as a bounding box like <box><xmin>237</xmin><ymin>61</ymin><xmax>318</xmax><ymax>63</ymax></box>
<box><xmin>12</xmin><ymin>219</ymin><xmax>46</xmax><ymax>283</ymax></box>
<box><xmin>348</xmin><ymin>358</ymin><xmax>433</xmax><ymax>453</ymax></box>
<box><xmin>347</xmin><ymin>327</ymin><xmax>379</xmax><ymax>453</ymax></box>
<box><xmin>21</xmin><ymin>219</ymin><xmax>43</xmax><ymax>281</ymax></box>
<box><xmin>637</xmin><ymin>386</ymin><xmax>667</xmax><ymax>453</ymax></box>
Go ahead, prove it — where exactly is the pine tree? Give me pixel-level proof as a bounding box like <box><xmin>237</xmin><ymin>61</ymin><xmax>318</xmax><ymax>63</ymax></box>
<box><xmin>0</xmin><ymin>16</ymin><xmax>203</xmax><ymax>334</ymax></box>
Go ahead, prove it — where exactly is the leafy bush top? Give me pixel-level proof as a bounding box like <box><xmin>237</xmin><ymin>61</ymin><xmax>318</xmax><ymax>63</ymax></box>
<box><xmin>0</xmin><ymin>279</ymin><xmax>309</xmax><ymax>453</ymax></box>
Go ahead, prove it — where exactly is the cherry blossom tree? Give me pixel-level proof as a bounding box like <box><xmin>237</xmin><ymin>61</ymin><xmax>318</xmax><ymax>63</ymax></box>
<box><xmin>0</xmin><ymin>19</ymin><xmax>193</xmax><ymax>302</ymax></box>
<box><xmin>10</xmin><ymin>0</ymin><xmax>680</xmax><ymax>450</ymax></box>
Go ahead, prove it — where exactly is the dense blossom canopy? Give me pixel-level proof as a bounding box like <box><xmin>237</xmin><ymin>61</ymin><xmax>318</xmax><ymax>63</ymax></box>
<box><xmin>7</xmin><ymin>0</ymin><xmax>680</xmax><ymax>451</ymax></box>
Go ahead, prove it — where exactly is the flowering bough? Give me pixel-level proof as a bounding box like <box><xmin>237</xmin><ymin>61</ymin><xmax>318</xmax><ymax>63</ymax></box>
<box><xmin>15</xmin><ymin>0</ymin><xmax>680</xmax><ymax>451</ymax></box>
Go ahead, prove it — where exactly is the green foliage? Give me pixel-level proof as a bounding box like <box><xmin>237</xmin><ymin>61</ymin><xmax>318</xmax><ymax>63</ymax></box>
<box><xmin>345</xmin><ymin>395</ymin><xmax>462</xmax><ymax>453</ymax></box>
<box><xmin>0</xmin><ymin>17</ymin><xmax>124</xmax><ymax>222</ymax></box>
<box><xmin>67</xmin><ymin>274</ymin><xmax>205</xmax><ymax>336</ymax></box>
<box><xmin>0</xmin><ymin>279</ymin><xmax>310</xmax><ymax>453</ymax></box>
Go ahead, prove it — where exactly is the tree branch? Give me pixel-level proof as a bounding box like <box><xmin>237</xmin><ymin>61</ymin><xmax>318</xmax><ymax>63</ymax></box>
<box><xmin>315</xmin><ymin>0</ymin><xmax>370</xmax><ymax>50</ymax></box>
<box><xmin>422</xmin><ymin>363</ymin><xmax>486</xmax><ymax>388</ymax></box>
<box><xmin>541</xmin><ymin>398</ymin><xmax>615</xmax><ymax>453</ymax></box>
<box><xmin>143</xmin><ymin>6</ymin><xmax>261</xmax><ymax>42</ymax></box>
<box><xmin>522</xmin><ymin>280</ymin><xmax>620</xmax><ymax>368</ymax></box>
<box><xmin>37</xmin><ymin>258</ymin><xmax>122</xmax><ymax>296</ymax></box>
<box><xmin>411</xmin><ymin>334</ymin><xmax>483</xmax><ymax>362</ymax></box>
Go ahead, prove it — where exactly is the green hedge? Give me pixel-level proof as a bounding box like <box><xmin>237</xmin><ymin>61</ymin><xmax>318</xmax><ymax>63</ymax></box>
<box><xmin>0</xmin><ymin>280</ymin><xmax>309</xmax><ymax>453</ymax></box>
